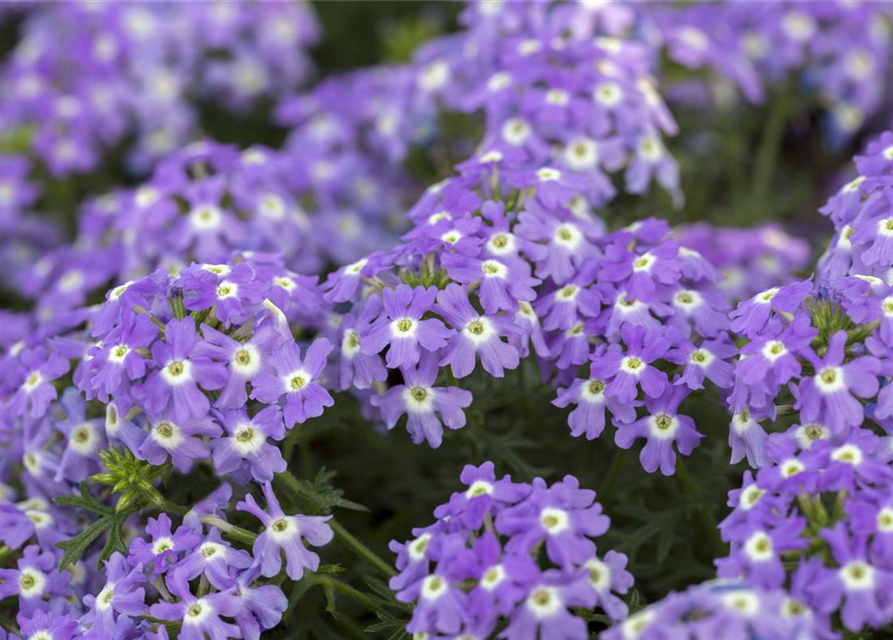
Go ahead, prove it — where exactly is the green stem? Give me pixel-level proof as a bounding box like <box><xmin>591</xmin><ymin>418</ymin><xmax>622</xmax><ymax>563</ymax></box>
<box><xmin>170</xmin><ymin>296</ymin><xmax>187</xmax><ymax>320</ymax></box>
<box><xmin>160</xmin><ymin>500</ymin><xmax>258</xmax><ymax>546</ymax></box>
<box><xmin>201</xmin><ymin>515</ymin><xmax>258</xmax><ymax>546</ymax></box>
<box><xmin>330</xmin><ymin>520</ymin><xmax>397</xmax><ymax>579</ymax></box>
<box><xmin>313</xmin><ymin>574</ymin><xmax>383</xmax><ymax>613</ymax></box>
<box><xmin>751</xmin><ymin>90</ymin><xmax>790</xmax><ymax>202</ymax></box>
<box><xmin>676</xmin><ymin>459</ymin><xmax>726</xmax><ymax>558</ymax></box>
<box><xmin>0</xmin><ymin>546</ymin><xmax>14</xmax><ymax>564</ymax></box>
<box><xmin>161</xmin><ymin>501</ymin><xmax>189</xmax><ymax>516</ymax></box>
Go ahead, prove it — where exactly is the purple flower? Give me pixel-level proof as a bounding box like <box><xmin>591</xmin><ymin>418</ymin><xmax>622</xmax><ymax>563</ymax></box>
<box><xmin>667</xmin><ymin>287</ymin><xmax>730</xmax><ymax>339</ymax></box>
<box><xmin>371</xmin><ymin>352</ymin><xmax>473</xmax><ymax>448</ymax></box>
<box><xmin>590</xmin><ymin>324</ymin><xmax>670</xmax><ymax>403</ymax></box>
<box><xmin>802</xmin><ymin>431</ymin><xmax>892</xmax><ymax>493</ymax></box>
<box><xmin>54</xmin><ymin>389</ymin><xmax>105</xmax><ymax>483</ymax></box>
<box><xmin>322</xmin><ymin>253</ymin><xmax>391</xmax><ymax>303</ymax></box>
<box><xmin>584</xmin><ymin>550</ymin><xmax>634</xmax><ymax>622</ymax></box>
<box><xmin>133</xmin><ymin>318</ymin><xmax>228</xmax><ymax>423</ymax></box>
<box><xmin>210</xmin><ymin>407</ymin><xmax>286</xmax><ymax>483</ymax></box>
<box><xmin>138</xmin><ymin>411</ymin><xmax>221</xmax><ymax>474</ymax></box>
<box><xmin>496</xmin><ymin>476</ymin><xmax>609</xmax><ymax>568</ymax></box>
<box><xmin>737</xmin><ymin>313</ymin><xmax>817</xmax><ymax>396</ymax></box>
<box><xmin>552</xmin><ymin>365</ymin><xmax>639</xmax><ymax>441</ymax></box>
<box><xmin>360</xmin><ymin>284</ymin><xmax>453</xmax><ymax>369</ymax></box>
<box><xmin>10</xmin><ymin>348</ymin><xmax>70</xmax><ymax>419</ymax></box>
<box><xmin>730</xmin><ymin>279</ymin><xmax>814</xmax><ymax>338</ymax></box>
<box><xmin>442</xmin><ymin>253</ymin><xmax>540</xmax><ymax>314</ymax></box>
<box><xmin>236</xmin><ymin>482</ymin><xmax>333</xmax><ymax>580</ymax></box>
<box><xmin>128</xmin><ymin>513</ymin><xmax>201</xmax><ymax>578</ymax></box>
<box><xmin>86</xmin><ymin>313</ymin><xmax>158</xmax><ymax>401</ymax></box>
<box><xmin>0</xmin><ymin>545</ymin><xmax>70</xmax><ymax>614</ymax></box>
<box><xmin>232</xmin><ymin>567</ymin><xmax>289</xmax><ymax>640</ymax></box>
<box><xmin>174</xmin><ymin>528</ymin><xmax>253</xmax><ymax>590</ymax></box>
<box><xmin>729</xmin><ymin>407</ymin><xmax>772</xmax><ymax>468</ymax></box>
<box><xmin>501</xmin><ymin>570</ymin><xmax>596</xmax><ymax>640</ymax></box>
<box><xmin>850</xmin><ymin>188</ymin><xmax>893</xmax><ymax>268</ymax></box>
<box><xmin>250</xmin><ymin>337</ymin><xmax>334</xmax><ymax>428</ymax></box>
<box><xmin>183</xmin><ymin>262</ymin><xmax>264</xmax><ymax>326</ymax></box>
<box><xmin>149</xmin><ymin>570</ymin><xmax>242</xmax><ymax>640</ymax></box>
<box><xmin>615</xmin><ymin>385</ymin><xmax>703</xmax><ymax>476</ymax></box>
<box><xmin>18</xmin><ymin>611</ymin><xmax>76</xmax><ymax>640</ymax></box>
<box><xmin>436</xmin><ymin>283</ymin><xmax>521</xmax><ymax>378</ymax></box>
<box><xmin>80</xmin><ymin>553</ymin><xmax>147</xmax><ymax>639</ymax></box>
<box><xmin>716</xmin><ymin>516</ymin><xmax>807</xmax><ymax>588</ymax></box>
<box><xmin>515</xmin><ymin>204</ymin><xmax>601</xmax><ymax>285</ymax></box>
<box><xmin>194</xmin><ymin>324</ymin><xmax>278</xmax><ymax>410</ymax></box>
<box><xmin>433</xmin><ymin>462</ymin><xmax>531</xmax><ymax>529</ymax></box>
<box><xmin>0</xmin><ymin>498</ymin><xmax>66</xmax><ymax>550</ymax></box>
<box><xmin>456</xmin><ymin>533</ymin><xmax>538</xmax><ymax>627</ymax></box>
<box><xmin>808</xmin><ymin>523</ymin><xmax>893</xmax><ymax>632</ymax></box>
<box><xmin>666</xmin><ymin>335</ymin><xmax>736</xmax><ymax>390</ymax></box>
<box><xmin>338</xmin><ymin>293</ymin><xmax>388</xmax><ymax>391</ymax></box>
<box><xmin>600</xmin><ymin>239</ymin><xmax>682</xmax><ymax>302</ymax></box>
<box><xmin>401</xmin><ymin>562</ymin><xmax>469</xmax><ymax>636</ymax></box>
<box><xmin>795</xmin><ymin>331</ymin><xmax>880</xmax><ymax>434</ymax></box>
<box><xmin>536</xmin><ymin>277</ymin><xmax>600</xmax><ymax>332</ymax></box>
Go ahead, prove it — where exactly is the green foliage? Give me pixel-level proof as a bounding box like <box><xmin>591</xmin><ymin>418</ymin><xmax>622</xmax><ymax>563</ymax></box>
<box><xmin>91</xmin><ymin>447</ymin><xmax>170</xmax><ymax>512</ymax></box>
<box><xmin>54</xmin><ymin>483</ymin><xmax>136</xmax><ymax>570</ymax></box>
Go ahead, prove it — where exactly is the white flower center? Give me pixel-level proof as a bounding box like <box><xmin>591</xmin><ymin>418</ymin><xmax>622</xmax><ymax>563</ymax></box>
<box><xmin>465</xmin><ymin>480</ymin><xmax>493</xmax><ymax>499</ymax></box>
<box><xmin>190</xmin><ymin>205</ymin><xmax>223</xmax><ymax>231</ymax></box>
<box><xmin>540</xmin><ymin>507</ymin><xmax>570</xmax><ymax>534</ymax></box>
<box><xmin>840</xmin><ymin>561</ymin><xmax>875</xmax><ymax>591</ymax></box>
<box><xmin>744</xmin><ymin>531</ymin><xmax>774</xmax><ymax>562</ymax></box>
<box><xmin>232</xmin><ymin>345</ymin><xmax>261</xmax><ymax>377</ymax></box>
<box><xmin>420</xmin><ymin>575</ymin><xmax>448</xmax><ymax>601</ymax></box>
<box><xmin>403</xmin><ymin>386</ymin><xmax>435</xmax><ymax>414</ymax></box>
<box><xmin>831</xmin><ymin>444</ymin><xmax>863</xmax><ymax>467</ymax></box>
<box><xmin>480</xmin><ymin>564</ymin><xmax>505</xmax><ymax>590</ymax></box>
<box><xmin>648</xmin><ymin>414</ymin><xmax>679</xmax><ymax>440</ymax></box>
<box><xmin>284</xmin><ymin>369</ymin><xmax>312</xmax><ymax>392</ymax></box>
<box><xmin>464</xmin><ymin>317</ymin><xmax>493</xmax><ymax>345</ymax></box>
<box><xmin>526</xmin><ymin>586</ymin><xmax>562</xmax><ymax>618</ymax></box>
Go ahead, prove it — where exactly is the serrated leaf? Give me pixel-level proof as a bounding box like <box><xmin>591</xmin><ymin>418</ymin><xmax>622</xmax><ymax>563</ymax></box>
<box><xmin>362</xmin><ymin>574</ymin><xmax>395</xmax><ymax>601</ymax></box>
<box><xmin>98</xmin><ymin>518</ymin><xmax>127</xmax><ymax>568</ymax></box>
<box><xmin>628</xmin><ymin>589</ymin><xmax>647</xmax><ymax>614</ymax></box>
<box><xmin>54</xmin><ymin>483</ymin><xmax>114</xmax><ymax>516</ymax></box>
<box><xmin>365</xmin><ymin>612</ymin><xmax>410</xmax><ymax>638</ymax></box>
<box><xmin>273</xmin><ymin>469</ymin><xmax>369</xmax><ymax>517</ymax></box>
<box><xmin>57</xmin><ymin>516</ymin><xmax>115</xmax><ymax>571</ymax></box>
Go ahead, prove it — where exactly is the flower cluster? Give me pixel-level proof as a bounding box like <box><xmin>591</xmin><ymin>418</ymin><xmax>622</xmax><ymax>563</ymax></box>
<box><xmin>676</xmin><ymin>223</ymin><xmax>811</xmax><ymax>302</ymax></box>
<box><xmin>601</xmin><ymin>580</ymin><xmax>824</xmax><ymax>640</ymax></box>
<box><xmin>819</xmin><ymin>129</ymin><xmax>893</xmax><ymax>280</ymax></box>
<box><xmin>0</xmin><ymin>481</ymin><xmax>330</xmax><ymax>640</ymax></box>
<box><xmin>649</xmin><ymin>1</ymin><xmax>892</xmax><ymax>143</ymax></box>
<box><xmin>3</xmin><ymin>252</ymin><xmax>331</xmax><ymax>491</ymax></box>
<box><xmin>390</xmin><ymin>462</ymin><xmax>632</xmax><ymax>640</ymax></box>
<box><xmin>723</xmin><ymin>270</ymin><xmax>893</xmax><ymax>470</ymax></box>
<box><xmin>717</xmin><ymin>426</ymin><xmax>893</xmax><ymax>634</ymax></box>
<box><xmin>0</xmin><ymin>1</ymin><xmax>319</xmax><ymax>175</ymax></box>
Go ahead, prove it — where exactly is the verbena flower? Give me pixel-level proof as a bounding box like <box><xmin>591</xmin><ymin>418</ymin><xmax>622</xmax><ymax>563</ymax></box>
<box><xmin>236</xmin><ymin>482</ymin><xmax>333</xmax><ymax>580</ymax></box>
<box><xmin>250</xmin><ymin>337</ymin><xmax>334</xmax><ymax>428</ymax></box>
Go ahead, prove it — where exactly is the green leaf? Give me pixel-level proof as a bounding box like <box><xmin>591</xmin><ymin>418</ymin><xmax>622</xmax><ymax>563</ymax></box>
<box><xmin>99</xmin><ymin>517</ymin><xmax>128</xmax><ymax>568</ymax></box>
<box><xmin>365</xmin><ymin>612</ymin><xmax>410</xmax><ymax>638</ymax></box>
<box><xmin>53</xmin><ymin>482</ymin><xmax>114</xmax><ymax>516</ymax></box>
<box><xmin>362</xmin><ymin>574</ymin><xmax>395</xmax><ymax>601</ymax></box>
<box><xmin>273</xmin><ymin>468</ymin><xmax>368</xmax><ymax>517</ymax></box>
<box><xmin>57</xmin><ymin>516</ymin><xmax>115</xmax><ymax>571</ymax></box>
